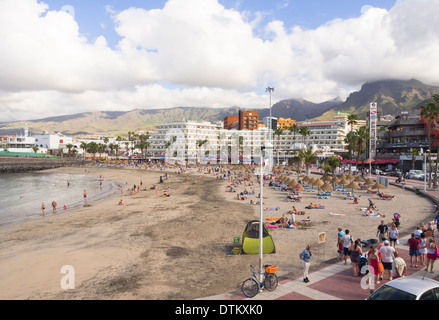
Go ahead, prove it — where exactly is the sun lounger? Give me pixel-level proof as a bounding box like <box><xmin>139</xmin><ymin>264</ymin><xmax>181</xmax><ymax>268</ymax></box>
<box><xmin>316</xmin><ymin>194</ymin><xmax>331</xmax><ymax>199</ymax></box>
<box><xmin>367</xmin><ymin>189</ymin><xmax>377</xmax><ymax>194</ymax></box>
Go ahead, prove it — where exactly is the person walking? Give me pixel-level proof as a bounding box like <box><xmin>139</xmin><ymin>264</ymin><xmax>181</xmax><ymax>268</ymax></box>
<box><xmin>299</xmin><ymin>244</ymin><xmax>312</xmax><ymax>283</ymax></box>
<box><xmin>407</xmin><ymin>233</ymin><xmax>420</xmax><ymax>268</ymax></box>
<box><xmin>376</xmin><ymin>220</ymin><xmax>389</xmax><ymax>242</ymax></box>
<box><xmin>419</xmin><ymin>233</ymin><xmax>428</xmax><ymax>267</ymax></box>
<box><xmin>379</xmin><ymin>240</ymin><xmax>396</xmax><ymax>281</ymax></box>
<box><xmin>367</xmin><ymin>246</ymin><xmax>382</xmax><ymax>285</ymax></box>
<box><xmin>388</xmin><ymin>224</ymin><xmax>399</xmax><ymax>248</ymax></box>
<box><xmin>337</xmin><ymin>227</ymin><xmax>345</xmax><ymax>260</ymax></box>
<box><xmin>425</xmin><ymin>238</ymin><xmax>438</xmax><ymax>274</ymax></box>
<box><xmin>341</xmin><ymin>230</ymin><xmax>353</xmax><ymax>265</ymax></box>
<box><xmin>349</xmin><ymin>240</ymin><xmax>363</xmax><ymax>277</ymax></box>
<box><xmin>41</xmin><ymin>202</ymin><xmax>45</xmax><ymax>216</ymax></box>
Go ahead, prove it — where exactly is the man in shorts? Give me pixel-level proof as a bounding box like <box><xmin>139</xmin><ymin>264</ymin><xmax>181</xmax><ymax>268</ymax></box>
<box><xmin>407</xmin><ymin>233</ymin><xmax>420</xmax><ymax>268</ymax></box>
<box><xmin>341</xmin><ymin>230</ymin><xmax>353</xmax><ymax>265</ymax></box>
<box><xmin>376</xmin><ymin>220</ymin><xmax>389</xmax><ymax>242</ymax></box>
<box><xmin>379</xmin><ymin>240</ymin><xmax>396</xmax><ymax>281</ymax></box>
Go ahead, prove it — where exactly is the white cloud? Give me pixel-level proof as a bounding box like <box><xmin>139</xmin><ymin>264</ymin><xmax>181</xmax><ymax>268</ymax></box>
<box><xmin>0</xmin><ymin>0</ymin><xmax>438</xmax><ymax>122</ymax></box>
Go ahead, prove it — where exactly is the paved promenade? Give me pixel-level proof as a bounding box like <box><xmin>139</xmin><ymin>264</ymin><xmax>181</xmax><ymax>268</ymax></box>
<box><xmin>200</xmin><ymin>174</ymin><xmax>439</xmax><ymax>300</ymax></box>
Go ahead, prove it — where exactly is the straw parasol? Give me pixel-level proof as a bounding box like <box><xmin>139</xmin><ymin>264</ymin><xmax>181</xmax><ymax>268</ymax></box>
<box><xmin>295</xmin><ymin>183</ymin><xmax>305</xmax><ymax>191</ymax></box>
<box><xmin>354</xmin><ymin>176</ymin><xmax>365</xmax><ymax>183</ymax></box>
<box><xmin>364</xmin><ymin>178</ymin><xmax>375</xmax><ymax>186</ymax></box>
<box><xmin>313</xmin><ymin>178</ymin><xmax>324</xmax><ymax>193</ymax></box>
<box><xmin>339</xmin><ymin>175</ymin><xmax>350</xmax><ymax>187</ymax></box>
<box><xmin>321</xmin><ymin>181</ymin><xmax>333</xmax><ymax>192</ymax></box>
<box><xmin>289</xmin><ymin>179</ymin><xmax>298</xmax><ymax>187</ymax></box>
<box><xmin>321</xmin><ymin>174</ymin><xmax>332</xmax><ymax>182</ymax></box>
<box><xmin>346</xmin><ymin>181</ymin><xmax>360</xmax><ymax>194</ymax></box>
<box><xmin>371</xmin><ymin>182</ymin><xmax>386</xmax><ymax>192</ymax></box>
<box><xmin>346</xmin><ymin>173</ymin><xmax>355</xmax><ymax>181</ymax></box>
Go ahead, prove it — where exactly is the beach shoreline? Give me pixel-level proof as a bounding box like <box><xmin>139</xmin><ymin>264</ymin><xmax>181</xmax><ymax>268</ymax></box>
<box><xmin>0</xmin><ymin>165</ymin><xmax>436</xmax><ymax>300</ymax></box>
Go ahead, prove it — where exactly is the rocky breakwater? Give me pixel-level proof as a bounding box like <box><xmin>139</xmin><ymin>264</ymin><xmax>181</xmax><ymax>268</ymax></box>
<box><xmin>0</xmin><ymin>156</ymin><xmax>82</xmax><ymax>173</ymax></box>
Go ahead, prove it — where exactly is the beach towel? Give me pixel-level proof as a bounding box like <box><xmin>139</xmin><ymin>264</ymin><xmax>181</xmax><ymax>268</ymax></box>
<box><xmin>265</xmin><ymin>207</ymin><xmax>280</xmax><ymax>211</ymax></box>
<box><xmin>328</xmin><ymin>213</ymin><xmax>346</xmax><ymax>216</ymax></box>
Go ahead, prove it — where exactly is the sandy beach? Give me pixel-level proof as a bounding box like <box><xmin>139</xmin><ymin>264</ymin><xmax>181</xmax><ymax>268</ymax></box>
<box><xmin>0</xmin><ymin>165</ymin><xmax>436</xmax><ymax>300</ymax></box>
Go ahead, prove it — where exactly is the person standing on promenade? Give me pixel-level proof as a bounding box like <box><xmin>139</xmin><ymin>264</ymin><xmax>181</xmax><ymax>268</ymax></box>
<box><xmin>341</xmin><ymin>230</ymin><xmax>353</xmax><ymax>265</ymax></box>
<box><xmin>376</xmin><ymin>220</ymin><xmax>388</xmax><ymax>242</ymax></box>
<box><xmin>367</xmin><ymin>246</ymin><xmax>382</xmax><ymax>285</ymax></box>
<box><xmin>388</xmin><ymin>224</ymin><xmax>399</xmax><ymax>248</ymax></box>
<box><xmin>419</xmin><ymin>233</ymin><xmax>427</xmax><ymax>267</ymax></box>
<box><xmin>299</xmin><ymin>244</ymin><xmax>312</xmax><ymax>283</ymax></box>
<box><xmin>425</xmin><ymin>238</ymin><xmax>438</xmax><ymax>273</ymax></box>
<box><xmin>337</xmin><ymin>227</ymin><xmax>345</xmax><ymax>260</ymax></box>
<box><xmin>349</xmin><ymin>240</ymin><xmax>363</xmax><ymax>277</ymax></box>
<box><xmin>379</xmin><ymin>240</ymin><xmax>396</xmax><ymax>281</ymax></box>
<box><xmin>407</xmin><ymin>233</ymin><xmax>420</xmax><ymax>268</ymax></box>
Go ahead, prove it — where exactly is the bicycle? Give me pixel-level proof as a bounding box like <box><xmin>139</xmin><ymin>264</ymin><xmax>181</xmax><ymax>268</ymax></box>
<box><xmin>241</xmin><ymin>264</ymin><xmax>279</xmax><ymax>298</ymax></box>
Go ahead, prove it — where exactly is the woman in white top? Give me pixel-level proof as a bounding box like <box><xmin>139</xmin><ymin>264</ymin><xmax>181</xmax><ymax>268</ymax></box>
<box><xmin>388</xmin><ymin>224</ymin><xmax>399</xmax><ymax>248</ymax></box>
<box><xmin>419</xmin><ymin>233</ymin><xmax>427</xmax><ymax>266</ymax></box>
<box><xmin>425</xmin><ymin>238</ymin><xmax>438</xmax><ymax>273</ymax></box>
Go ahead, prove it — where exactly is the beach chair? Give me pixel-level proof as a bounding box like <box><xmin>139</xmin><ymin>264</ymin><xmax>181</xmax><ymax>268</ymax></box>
<box><xmin>367</xmin><ymin>189</ymin><xmax>377</xmax><ymax>194</ymax></box>
<box><xmin>316</xmin><ymin>194</ymin><xmax>331</xmax><ymax>199</ymax></box>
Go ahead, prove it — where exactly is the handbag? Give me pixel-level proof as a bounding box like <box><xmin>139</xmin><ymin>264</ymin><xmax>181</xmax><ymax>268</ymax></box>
<box><xmin>377</xmin><ymin>261</ymin><xmax>384</xmax><ymax>273</ymax></box>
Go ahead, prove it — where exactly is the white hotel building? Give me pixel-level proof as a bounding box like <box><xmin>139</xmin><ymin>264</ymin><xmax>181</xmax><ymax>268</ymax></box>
<box><xmin>148</xmin><ymin>117</ymin><xmax>352</xmax><ymax>164</ymax></box>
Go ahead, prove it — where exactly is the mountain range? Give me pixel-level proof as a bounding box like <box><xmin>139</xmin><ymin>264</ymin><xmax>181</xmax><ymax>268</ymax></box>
<box><xmin>1</xmin><ymin>79</ymin><xmax>438</xmax><ymax>136</ymax></box>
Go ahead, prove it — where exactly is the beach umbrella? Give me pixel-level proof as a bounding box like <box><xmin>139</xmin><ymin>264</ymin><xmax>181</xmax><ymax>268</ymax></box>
<box><xmin>321</xmin><ymin>174</ymin><xmax>332</xmax><ymax>182</ymax></box>
<box><xmin>313</xmin><ymin>179</ymin><xmax>324</xmax><ymax>193</ymax></box>
<box><xmin>364</xmin><ymin>178</ymin><xmax>375</xmax><ymax>186</ymax></box>
<box><xmin>339</xmin><ymin>176</ymin><xmax>350</xmax><ymax>187</ymax></box>
<box><xmin>371</xmin><ymin>182</ymin><xmax>386</xmax><ymax>192</ymax></box>
<box><xmin>346</xmin><ymin>173</ymin><xmax>355</xmax><ymax>181</ymax></box>
<box><xmin>295</xmin><ymin>183</ymin><xmax>305</xmax><ymax>191</ymax></box>
<box><xmin>354</xmin><ymin>176</ymin><xmax>365</xmax><ymax>183</ymax></box>
<box><xmin>346</xmin><ymin>181</ymin><xmax>360</xmax><ymax>194</ymax></box>
<box><xmin>289</xmin><ymin>179</ymin><xmax>298</xmax><ymax>187</ymax></box>
<box><xmin>321</xmin><ymin>181</ymin><xmax>333</xmax><ymax>192</ymax></box>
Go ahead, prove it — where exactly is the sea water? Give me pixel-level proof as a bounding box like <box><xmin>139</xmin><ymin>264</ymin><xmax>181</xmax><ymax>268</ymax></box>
<box><xmin>0</xmin><ymin>171</ymin><xmax>118</xmax><ymax>228</ymax></box>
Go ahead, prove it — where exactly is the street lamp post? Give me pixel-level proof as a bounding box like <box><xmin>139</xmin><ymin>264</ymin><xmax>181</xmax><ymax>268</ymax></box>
<box><xmin>259</xmin><ymin>143</ymin><xmax>272</xmax><ymax>288</ymax></box>
<box><xmin>266</xmin><ymin>87</ymin><xmax>274</xmax><ymax>171</ymax></box>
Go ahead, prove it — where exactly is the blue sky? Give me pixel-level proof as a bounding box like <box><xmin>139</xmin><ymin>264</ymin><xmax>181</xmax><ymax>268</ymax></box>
<box><xmin>44</xmin><ymin>0</ymin><xmax>397</xmax><ymax>48</ymax></box>
<box><xmin>1</xmin><ymin>0</ymin><xmax>438</xmax><ymax>121</ymax></box>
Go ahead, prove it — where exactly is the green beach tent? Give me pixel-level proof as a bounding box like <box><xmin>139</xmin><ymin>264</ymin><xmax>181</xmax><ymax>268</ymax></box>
<box><xmin>241</xmin><ymin>220</ymin><xmax>276</xmax><ymax>254</ymax></box>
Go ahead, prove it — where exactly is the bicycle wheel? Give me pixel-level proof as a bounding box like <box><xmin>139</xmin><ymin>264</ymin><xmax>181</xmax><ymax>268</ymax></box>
<box><xmin>264</xmin><ymin>273</ymin><xmax>278</xmax><ymax>291</ymax></box>
<box><xmin>241</xmin><ymin>278</ymin><xmax>260</xmax><ymax>298</ymax></box>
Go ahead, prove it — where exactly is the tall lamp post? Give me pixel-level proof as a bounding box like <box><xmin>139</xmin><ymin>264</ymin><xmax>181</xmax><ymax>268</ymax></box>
<box><xmin>420</xmin><ymin>148</ymin><xmax>429</xmax><ymax>192</ymax></box>
<box><xmin>266</xmin><ymin>87</ymin><xmax>274</xmax><ymax>171</ymax></box>
<box><xmin>259</xmin><ymin>143</ymin><xmax>272</xmax><ymax>288</ymax></box>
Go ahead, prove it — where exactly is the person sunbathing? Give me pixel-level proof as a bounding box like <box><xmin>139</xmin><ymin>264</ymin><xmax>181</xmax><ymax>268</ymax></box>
<box><xmin>353</xmin><ymin>197</ymin><xmax>359</xmax><ymax>204</ymax></box>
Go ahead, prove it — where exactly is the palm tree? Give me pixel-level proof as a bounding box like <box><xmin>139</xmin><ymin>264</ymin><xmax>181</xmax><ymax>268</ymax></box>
<box><xmin>66</xmin><ymin>143</ymin><xmax>74</xmax><ymax>159</ymax></box>
<box><xmin>421</xmin><ymin>94</ymin><xmax>439</xmax><ymax>187</ymax></box>
<box><xmin>297</xmin><ymin>146</ymin><xmax>320</xmax><ymax>175</ymax></box>
<box><xmin>347</xmin><ymin>114</ymin><xmax>358</xmax><ymax>133</ymax></box>
<box><xmin>196</xmin><ymin>139</ymin><xmax>208</xmax><ymax>163</ymax></box>
<box><xmin>80</xmin><ymin>141</ymin><xmax>88</xmax><ymax>163</ymax></box>
<box><xmin>409</xmin><ymin>148</ymin><xmax>418</xmax><ymax>170</ymax></box>
<box><xmin>288</xmin><ymin>123</ymin><xmax>300</xmax><ymax>150</ymax></box>
<box><xmin>353</xmin><ymin>126</ymin><xmax>370</xmax><ymax>173</ymax></box>
<box><xmin>322</xmin><ymin>155</ymin><xmax>342</xmax><ymax>187</ymax></box>
<box><xmin>344</xmin><ymin>131</ymin><xmax>357</xmax><ymax>174</ymax></box>
<box><xmin>32</xmin><ymin>146</ymin><xmax>39</xmax><ymax>154</ymax></box>
<box><xmin>299</xmin><ymin>126</ymin><xmax>311</xmax><ymax>147</ymax></box>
